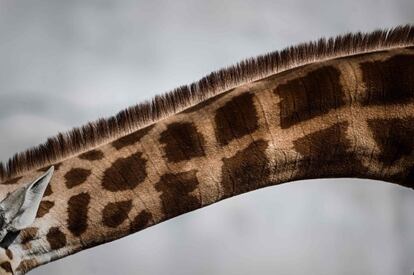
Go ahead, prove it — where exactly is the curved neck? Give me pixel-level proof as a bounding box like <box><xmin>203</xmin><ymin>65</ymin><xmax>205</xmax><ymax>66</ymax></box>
<box><xmin>1</xmin><ymin>46</ymin><xmax>413</xmax><ymax>274</ymax></box>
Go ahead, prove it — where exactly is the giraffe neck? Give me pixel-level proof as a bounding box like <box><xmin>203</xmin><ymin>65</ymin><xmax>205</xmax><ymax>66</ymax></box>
<box><xmin>0</xmin><ymin>46</ymin><xmax>413</xmax><ymax>274</ymax></box>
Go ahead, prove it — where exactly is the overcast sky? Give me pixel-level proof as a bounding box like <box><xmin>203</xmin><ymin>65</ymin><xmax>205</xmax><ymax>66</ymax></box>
<box><xmin>0</xmin><ymin>1</ymin><xmax>413</xmax><ymax>274</ymax></box>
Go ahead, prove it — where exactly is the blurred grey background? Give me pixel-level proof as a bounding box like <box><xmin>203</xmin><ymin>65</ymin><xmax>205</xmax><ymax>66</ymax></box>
<box><xmin>0</xmin><ymin>0</ymin><xmax>413</xmax><ymax>274</ymax></box>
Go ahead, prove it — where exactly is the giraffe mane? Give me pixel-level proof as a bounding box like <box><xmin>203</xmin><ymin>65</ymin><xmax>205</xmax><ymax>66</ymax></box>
<box><xmin>1</xmin><ymin>24</ymin><xmax>413</xmax><ymax>180</ymax></box>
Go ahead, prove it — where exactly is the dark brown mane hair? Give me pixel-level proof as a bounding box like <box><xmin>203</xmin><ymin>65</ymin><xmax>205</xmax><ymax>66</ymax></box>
<box><xmin>1</xmin><ymin>25</ymin><xmax>413</xmax><ymax>180</ymax></box>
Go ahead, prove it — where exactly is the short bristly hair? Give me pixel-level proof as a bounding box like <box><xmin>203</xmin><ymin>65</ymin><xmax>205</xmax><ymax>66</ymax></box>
<box><xmin>1</xmin><ymin>25</ymin><xmax>413</xmax><ymax>181</ymax></box>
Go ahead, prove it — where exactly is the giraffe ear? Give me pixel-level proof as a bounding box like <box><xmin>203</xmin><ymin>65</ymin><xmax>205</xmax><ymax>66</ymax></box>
<box><xmin>0</xmin><ymin>166</ymin><xmax>54</xmax><ymax>231</ymax></box>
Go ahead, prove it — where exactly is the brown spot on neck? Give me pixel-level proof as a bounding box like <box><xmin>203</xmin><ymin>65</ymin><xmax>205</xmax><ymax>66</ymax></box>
<box><xmin>214</xmin><ymin>92</ymin><xmax>259</xmax><ymax>145</ymax></box>
<box><xmin>160</xmin><ymin>122</ymin><xmax>206</xmax><ymax>162</ymax></box>
<box><xmin>367</xmin><ymin>117</ymin><xmax>414</xmax><ymax>165</ymax></box>
<box><xmin>102</xmin><ymin>152</ymin><xmax>147</xmax><ymax>192</ymax></box>
<box><xmin>0</xmin><ymin>262</ymin><xmax>12</xmax><ymax>273</ymax></box>
<box><xmin>112</xmin><ymin>125</ymin><xmax>154</xmax><ymax>150</ymax></box>
<box><xmin>360</xmin><ymin>54</ymin><xmax>414</xmax><ymax>105</ymax></box>
<box><xmin>67</xmin><ymin>193</ymin><xmax>90</xmax><ymax>236</ymax></box>
<box><xmin>102</xmin><ymin>200</ymin><xmax>132</xmax><ymax>228</ymax></box>
<box><xmin>155</xmin><ymin>170</ymin><xmax>201</xmax><ymax>218</ymax></box>
<box><xmin>36</xmin><ymin>200</ymin><xmax>55</xmax><ymax>218</ymax></box>
<box><xmin>293</xmin><ymin>122</ymin><xmax>365</xmax><ymax>178</ymax></box>
<box><xmin>221</xmin><ymin>139</ymin><xmax>270</xmax><ymax>197</ymax></box>
<box><xmin>64</xmin><ymin>168</ymin><xmax>91</xmax><ymax>189</ymax></box>
<box><xmin>294</xmin><ymin>122</ymin><xmax>350</xmax><ymax>157</ymax></box>
<box><xmin>44</xmin><ymin>184</ymin><xmax>53</xmax><ymax>197</ymax></box>
<box><xmin>37</xmin><ymin>162</ymin><xmax>62</xmax><ymax>173</ymax></box>
<box><xmin>79</xmin><ymin>149</ymin><xmax>104</xmax><ymax>161</ymax></box>
<box><xmin>130</xmin><ymin>210</ymin><xmax>153</xmax><ymax>233</ymax></box>
<box><xmin>402</xmin><ymin>167</ymin><xmax>414</xmax><ymax>189</ymax></box>
<box><xmin>1</xmin><ymin>176</ymin><xmax>22</xmax><ymax>185</ymax></box>
<box><xmin>276</xmin><ymin>66</ymin><xmax>345</xmax><ymax>128</ymax></box>
<box><xmin>389</xmin><ymin>165</ymin><xmax>414</xmax><ymax>189</ymax></box>
<box><xmin>46</xmin><ymin>227</ymin><xmax>66</xmax><ymax>250</ymax></box>
<box><xmin>19</xmin><ymin>227</ymin><xmax>38</xmax><ymax>245</ymax></box>
<box><xmin>5</xmin><ymin>249</ymin><xmax>12</xmax><ymax>260</ymax></box>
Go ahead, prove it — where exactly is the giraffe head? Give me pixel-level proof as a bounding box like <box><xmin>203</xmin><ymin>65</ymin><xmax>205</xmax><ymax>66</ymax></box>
<box><xmin>0</xmin><ymin>167</ymin><xmax>54</xmax><ymax>274</ymax></box>
<box><xmin>0</xmin><ymin>167</ymin><xmax>53</xmax><ymax>245</ymax></box>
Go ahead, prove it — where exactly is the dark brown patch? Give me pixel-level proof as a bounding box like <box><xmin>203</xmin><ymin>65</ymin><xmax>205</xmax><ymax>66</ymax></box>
<box><xmin>387</xmin><ymin>165</ymin><xmax>414</xmax><ymax>189</ymax></box>
<box><xmin>155</xmin><ymin>170</ymin><xmax>201</xmax><ymax>218</ymax></box>
<box><xmin>214</xmin><ymin>92</ymin><xmax>259</xmax><ymax>146</ymax></box>
<box><xmin>44</xmin><ymin>184</ymin><xmax>53</xmax><ymax>197</ymax></box>
<box><xmin>79</xmin><ymin>149</ymin><xmax>104</xmax><ymax>161</ymax></box>
<box><xmin>67</xmin><ymin>192</ymin><xmax>90</xmax><ymax>236</ymax></box>
<box><xmin>54</xmin><ymin>162</ymin><xmax>63</xmax><ymax>170</ymax></box>
<box><xmin>130</xmin><ymin>210</ymin><xmax>153</xmax><ymax>232</ymax></box>
<box><xmin>64</xmin><ymin>168</ymin><xmax>91</xmax><ymax>188</ymax></box>
<box><xmin>294</xmin><ymin>123</ymin><xmax>349</xmax><ymax>157</ymax></box>
<box><xmin>16</xmin><ymin>259</ymin><xmax>37</xmax><ymax>272</ymax></box>
<box><xmin>46</xmin><ymin>227</ymin><xmax>66</xmax><ymax>250</ymax></box>
<box><xmin>1</xmin><ymin>176</ymin><xmax>22</xmax><ymax>185</ymax></box>
<box><xmin>37</xmin><ymin>162</ymin><xmax>62</xmax><ymax>172</ymax></box>
<box><xmin>0</xmin><ymin>262</ymin><xmax>12</xmax><ymax>273</ymax></box>
<box><xmin>5</xmin><ymin>249</ymin><xmax>13</xmax><ymax>260</ymax></box>
<box><xmin>112</xmin><ymin>125</ymin><xmax>154</xmax><ymax>150</ymax></box>
<box><xmin>276</xmin><ymin>66</ymin><xmax>345</xmax><ymax>128</ymax></box>
<box><xmin>160</xmin><ymin>122</ymin><xmax>206</xmax><ymax>162</ymax></box>
<box><xmin>102</xmin><ymin>153</ymin><xmax>147</xmax><ymax>192</ymax></box>
<box><xmin>293</xmin><ymin>122</ymin><xmax>365</xmax><ymax>178</ymax></box>
<box><xmin>36</xmin><ymin>200</ymin><xmax>55</xmax><ymax>218</ymax></box>
<box><xmin>37</xmin><ymin>167</ymin><xmax>49</xmax><ymax>172</ymax></box>
<box><xmin>360</xmin><ymin>54</ymin><xmax>414</xmax><ymax>105</ymax></box>
<box><xmin>367</xmin><ymin>118</ymin><xmax>414</xmax><ymax>165</ymax></box>
<box><xmin>19</xmin><ymin>227</ymin><xmax>38</xmax><ymax>244</ymax></box>
<box><xmin>402</xmin><ymin>167</ymin><xmax>414</xmax><ymax>189</ymax></box>
<box><xmin>221</xmin><ymin>139</ymin><xmax>270</xmax><ymax>196</ymax></box>
<box><xmin>102</xmin><ymin>200</ymin><xmax>132</xmax><ymax>228</ymax></box>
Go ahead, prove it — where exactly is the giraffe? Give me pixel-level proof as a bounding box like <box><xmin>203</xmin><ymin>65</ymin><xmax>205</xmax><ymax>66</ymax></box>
<box><xmin>0</xmin><ymin>25</ymin><xmax>413</xmax><ymax>274</ymax></box>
